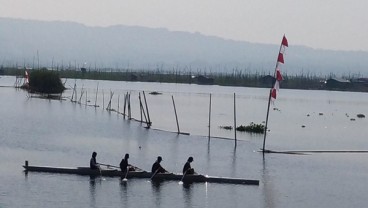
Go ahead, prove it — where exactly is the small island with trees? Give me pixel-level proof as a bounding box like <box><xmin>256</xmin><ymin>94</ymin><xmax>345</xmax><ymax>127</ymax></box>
<box><xmin>21</xmin><ymin>68</ymin><xmax>65</xmax><ymax>98</ymax></box>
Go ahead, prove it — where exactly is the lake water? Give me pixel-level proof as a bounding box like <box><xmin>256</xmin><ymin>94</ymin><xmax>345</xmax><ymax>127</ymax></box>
<box><xmin>1</xmin><ymin>76</ymin><xmax>368</xmax><ymax>208</ymax></box>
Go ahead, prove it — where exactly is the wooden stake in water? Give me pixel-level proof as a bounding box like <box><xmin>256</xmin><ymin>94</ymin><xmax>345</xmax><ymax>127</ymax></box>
<box><xmin>128</xmin><ymin>93</ymin><xmax>131</xmax><ymax>119</ymax></box>
<box><xmin>234</xmin><ymin>93</ymin><xmax>237</xmax><ymax>146</ymax></box>
<box><xmin>138</xmin><ymin>92</ymin><xmax>149</xmax><ymax>124</ymax></box>
<box><xmin>71</xmin><ymin>82</ymin><xmax>76</xmax><ymax>102</ymax></box>
<box><xmin>94</xmin><ymin>82</ymin><xmax>99</xmax><ymax>107</ymax></box>
<box><xmin>208</xmin><ymin>93</ymin><xmax>212</xmax><ymax>141</ymax></box>
<box><xmin>172</xmin><ymin>95</ymin><xmax>180</xmax><ymax>134</ymax></box>
<box><xmin>117</xmin><ymin>94</ymin><xmax>120</xmax><ymax>112</ymax></box>
<box><xmin>143</xmin><ymin>91</ymin><xmax>151</xmax><ymax>127</ymax></box>
<box><xmin>263</xmin><ymin>90</ymin><xmax>272</xmax><ymax>153</ymax></box>
<box><xmin>139</xmin><ymin>93</ymin><xmax>143</xmax><ymax>122</ymax></box>
<box><xmin>106</xmin><ymin>90</ymin><xmax>114</xmax><ymax>110</ymax></box>
<box><xmin>123</xmin><ymin>92</ymin><xmax>127</xmax><ymax>118</ymax></box>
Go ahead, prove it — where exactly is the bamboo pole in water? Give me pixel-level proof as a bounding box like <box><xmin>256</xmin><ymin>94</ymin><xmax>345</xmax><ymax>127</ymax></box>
<box><xmin>94</xmin><ymin>82</ymin><xmax>99</xmax><ymax>107</ymax></box>
<box><xmin>142</xmin><ymin>91</ymin><xmax>151</xmax><ymax>127</ymax></box>
<box><xmin>208</xmin><ymin>93</ymin><xmax>212</xmax><ymax>141</ymax></box>
<box><xmin>138</xmin><ymin>92</ymin><xmax>149</xmax><ymax>124</ymax></box>
<box><xmin>263</xmin><ymin>91</ymin><xmax>272</xmax><ymax>153</ymax></box>
<box><xmin>139</xmin><ymin>93</ymin><xmax>143</xmax><ymax>122</ymax></box>
<box><xmin>74</xmin><ymin>85</ymin><xmax>77</xmax><ymax>103</ymax></box>
<box><xmin>117</xmin><ymin>94</ymin><xmax>120</xmax><ymax>112</ymax></box>
<box><xmin>128</xmin><ymin>93</ymin><xmax>131</xmax><ymax>119</ymax></box>
<box><xmin>106</xmin><ymin>91</ymin><xmax>114</xmax><ymax>110</ymax></box>
<box><xmin>234</xmin><ymin>93</ymin><xmax>237</xmax><ymax>146</ymax></box>
<box><xmin>71</xmin><ymin>82</ymin><xmax>76</xmax><ymax>102</ymax></box>
<box><xmin>172</xmin><ymin>95</ymin><xmax>180</xmax><ymax>134</ymax></box>
<box><xmin>123</xmin><ymin>93</ymin><xmax>127</xmax><ymax>119</ymax></box>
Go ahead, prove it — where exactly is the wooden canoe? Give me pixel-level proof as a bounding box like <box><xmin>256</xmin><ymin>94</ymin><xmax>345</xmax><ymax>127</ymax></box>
<box><xmin>23</xmin><ymin>161</ymin><xmax>259</xmax><ymax>185</ymax></box>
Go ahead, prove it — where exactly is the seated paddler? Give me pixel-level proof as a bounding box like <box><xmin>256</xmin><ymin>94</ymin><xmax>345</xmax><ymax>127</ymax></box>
<box><xmin>151</xmin><ymin>156</ymin><xmax>168</xmax><ymax>174</ymax></box>
<box><xmin>90</xmin><ymin>151</ymin><xmax>100</xmax><ymax>170</ymax></box>
<box><xmin>120</xmin><ymin>153</ymin><xmax>136</xmax><ymax>172</ymax></box>
<box><xmin>182</xmin><ymin>156</ymin><xmax>195</xmax><ymax>175</ymax></box>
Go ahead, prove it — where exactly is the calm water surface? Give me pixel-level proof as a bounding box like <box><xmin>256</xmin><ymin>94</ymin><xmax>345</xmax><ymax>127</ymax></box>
<box><xmin>1</xmin><ymin>76</ymin><xmax>368</xmax><ymax>208</ymax></box>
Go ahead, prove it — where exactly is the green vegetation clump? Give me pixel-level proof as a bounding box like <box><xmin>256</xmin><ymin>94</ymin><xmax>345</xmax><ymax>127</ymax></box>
<box><xmin>357</xmin><ymin>114</ymin><xmax>365</xmax><ymax>118</ymax></box>
<box><xmin>219</xmin><ymin>125</ymin><xmax>233</xmax><ymax>130</ymax></box>
<box><xmin>236</xmin><ymin>122</ymin><xmax>265</xmax><ymax>133</ymax></box>
<box><xmin>28</xmin><ymin>69</ymin><xmax>65</xmax><ymax>94</ymax></box>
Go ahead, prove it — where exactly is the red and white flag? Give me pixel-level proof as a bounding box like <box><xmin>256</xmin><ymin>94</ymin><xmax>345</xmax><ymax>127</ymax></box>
<box><xmin>282</xmin><ymin>35</ymin><xmax>288</xmax><ymax>47</ymax></box>
<box><xmin>277</xmin><ymin>53</ymin><xmax>284</xmax><ymax>64</ymax></box>
<box><xmin>271</xmin><ymin>35</ymin><xmax>288</xmax><ymax>102</ymax></box>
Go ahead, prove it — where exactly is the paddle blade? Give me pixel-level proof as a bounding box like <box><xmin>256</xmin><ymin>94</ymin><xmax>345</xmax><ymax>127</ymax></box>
<box><xmin>122</xmin><ymin>178</ymin><xmax>128</xmax><ymax>182</ymax></box>
<box><xmin>178</xmin><ymin>181</ymin><xmax>183</xmax><ymax>185</ymax></box>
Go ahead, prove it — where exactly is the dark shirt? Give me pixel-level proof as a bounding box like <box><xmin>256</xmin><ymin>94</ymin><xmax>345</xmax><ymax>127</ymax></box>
<box><xmin>120</xmin><ymin>159</ymin><xmax>128</xmax><ymax>171</ymax></box>
<box><xmin>151</xmin><ymin>162</ymin><xmax>166</xmax><ymax>173</ymax></box>
<box><xmin>183</xmin><ymin>162</ymin><xmax>194</xmax><ymax>174</ymax></box>
<box><xmin>90</xmin><ymin>157</ymin><xmax>98</xmax><ymax>169</ymax></box>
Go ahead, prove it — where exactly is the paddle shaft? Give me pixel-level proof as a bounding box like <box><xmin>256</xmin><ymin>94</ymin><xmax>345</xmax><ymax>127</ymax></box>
<box><xmin>150</xmin><ymin>169</ymin><xmax>160</xmax><ymax>180</ymax></box>
<box><xmin>180</xmin><ymin>170</ymin><xmax>188</xmax><ymax>182</ymax></box>
<box><xmin>123</xmin><ymin>167</ymin><xmax>129</xmax><ymax>180</ymax></box>
<box><xmin>99</xmin><ymin>163</ymin><xmax>120</xmax><ymax>169</ymax></box>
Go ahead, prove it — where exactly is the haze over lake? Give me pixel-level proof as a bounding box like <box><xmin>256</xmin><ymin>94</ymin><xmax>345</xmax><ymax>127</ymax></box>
<box><xmin>1</xmin><ymin>18</ymin><xmax>368</xmax><ymax>76</ymax></box>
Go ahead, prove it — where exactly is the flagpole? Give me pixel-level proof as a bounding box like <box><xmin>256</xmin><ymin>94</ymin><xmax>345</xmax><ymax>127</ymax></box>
<box><xmin>262</xmin><ymin>90</ymin><xmax>272</xmax><ymax>153</ymax></box>
<box><xmin>262</xmin><ymin>37</ymin><xmax>285</xmax><ymax>154</ymax></box>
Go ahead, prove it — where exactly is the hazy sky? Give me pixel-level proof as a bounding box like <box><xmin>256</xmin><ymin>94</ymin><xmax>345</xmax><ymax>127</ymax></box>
<box><xmin>1</xmin><ymin>0</ymin><xmax>367</xmax><ymax>51</ymax></box>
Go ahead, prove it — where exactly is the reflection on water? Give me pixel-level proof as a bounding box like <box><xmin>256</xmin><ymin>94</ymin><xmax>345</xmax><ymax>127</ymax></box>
<box><xmin>204</xmin><ymin>182</ymin><xmax>209</xmax><ymax>208</ymax></box>
<box><xmin>119</xmin><ymin>179</ymin><xmax>128</xmax><ymax>205</ymax></box>
<box><xmin>2</xmin><ymin>78</ymin><xmax>368</xmax><ymax>208</ymax></box>
<box><xmin>206</xmin><ymin>141</ymin><xmax>211</xmax><ymax>172</ymax></box>
<box><xmin>261</xmin><ymin>158</ymin><xmax>275</xmax><ymax>208</ymax></box>
<box><xmin>182</xmin><ymin>183</ymin><xmax>193</xmax><ymax>208</ymax></box>
<box><xmin>151</xmin><ymin>180</ymin><xmax>162</xmax><ymax>207</ymax></box>
<box><xmin>231</xmin><ymin>146</ymin><xmax>237</xmax><ymax>178</ymax></box>
<box><xmin>89</xmin><ymin>176</ymin><xmax>97</xmax><ymax>208</ymax></box>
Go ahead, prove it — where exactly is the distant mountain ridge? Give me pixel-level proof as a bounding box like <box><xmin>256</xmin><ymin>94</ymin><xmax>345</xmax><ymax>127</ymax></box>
<box><xmin>0</xmin><ymin>17</ymin><xmax>367</xmax><ymax>76</ymax></box>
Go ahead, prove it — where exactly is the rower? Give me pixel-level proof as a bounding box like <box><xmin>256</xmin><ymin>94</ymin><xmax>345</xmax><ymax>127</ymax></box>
<box><xmin>151</xmin><ymin>156</ymin><xmax>167</xmax><ymax>174</ymax></box>
<box><xmin>182</xmin><ymin>156</ymin><xmax>195</xmax><ymax>174</ymax></box>
<box><xmin>120</xmin><ymin>153</ymin><xmax>135</xmax><ymax>172</ymax></box>
<box><xmin>90</xmin><ymin>152</ymin><xmax>100</xmax><ymax>170</ymax></box>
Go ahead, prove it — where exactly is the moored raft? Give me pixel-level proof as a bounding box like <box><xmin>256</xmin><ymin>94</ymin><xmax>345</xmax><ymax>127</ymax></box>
<box><xmin>23</xmin><ymin>161</ymin><xmax>259</xmax><ymax>185</ymax></box>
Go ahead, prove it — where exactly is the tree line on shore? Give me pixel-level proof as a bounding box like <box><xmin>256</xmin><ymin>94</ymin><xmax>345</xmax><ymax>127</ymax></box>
<box><xmin>2</xmin><ymin>66</ymin><xmax>367</xmax><ymax>92</ymax></box>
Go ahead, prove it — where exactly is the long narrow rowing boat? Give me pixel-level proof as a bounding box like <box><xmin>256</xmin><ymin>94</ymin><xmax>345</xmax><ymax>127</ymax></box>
<box><xmin>23</xmin><ymin>161</ymin><xmax>259</xmax><ymax>185</ymax></box>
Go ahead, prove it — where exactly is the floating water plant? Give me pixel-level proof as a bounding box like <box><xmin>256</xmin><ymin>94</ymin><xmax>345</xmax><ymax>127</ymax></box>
<box><xmin>219</xmin><ymin>126</ymin><xmax>233</xmax><ymax>130</ymax></box>
<box><xmin>236</xmin><ymin>122</ymin><xmax>265</xmax><ymax>133</ymax></box>
<box><xmin>149</xmin><ymin>91</ymin><xmax>162</xmax><ymax>95</ymax></box>
<box><xmin>357</xmin><ymin>114</ymin><xmax>365</xmax><ymax>118</ymax></box>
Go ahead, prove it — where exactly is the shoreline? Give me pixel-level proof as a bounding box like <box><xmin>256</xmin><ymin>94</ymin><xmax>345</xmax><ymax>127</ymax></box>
<box><xmin>2</xmin><ymin>67</ymin><xmax>368</xmax><ymax>93</ymax></box>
